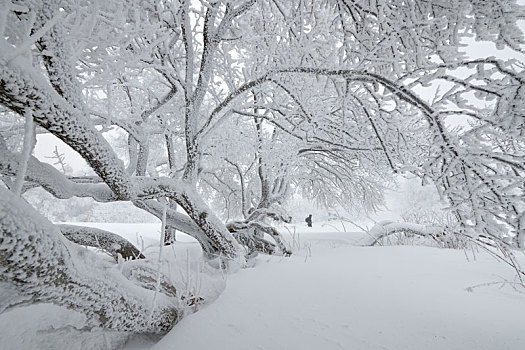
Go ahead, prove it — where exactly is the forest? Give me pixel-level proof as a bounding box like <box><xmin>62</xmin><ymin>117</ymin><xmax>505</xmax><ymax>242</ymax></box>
<box><xmin>0</xmin><ymin>0</ymin><xmax>524</xmax><ymax>348</ymax></box>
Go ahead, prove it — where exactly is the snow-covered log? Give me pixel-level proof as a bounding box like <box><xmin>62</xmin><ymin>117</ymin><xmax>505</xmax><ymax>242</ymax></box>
<box><xmin>0</xmin><ymin>187</ymin><xmax>179</xmax><ymax>333</ymax></box>
<box><xmin>58</xmin><ymin>224</ymin><xmax>145</xmax><ymax>261</ymax></box>
<box><xmin>363</xmin><ymin>221</ymin><xmax>445</xmax><ymax>246</ymax></box>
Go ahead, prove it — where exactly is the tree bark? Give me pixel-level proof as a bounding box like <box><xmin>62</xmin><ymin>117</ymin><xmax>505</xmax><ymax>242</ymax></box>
<box><xmin>58</xmin><ymin>224</ymin><xmax>146</xmax><ymax>261</ymax></box>
<box><xmin>227</xmin><ymin>220</ymin><xmax>291</xmax><ymax>256</ymax></box>
<box><xmin>0</xmin><ymin>64</ymin><xmax>133</xmax><ymax>199</ymax></box>
<box><xmin>0</xmin><ymin>187</ymin><xmax>179</xmax><ymax>333</ymax></box>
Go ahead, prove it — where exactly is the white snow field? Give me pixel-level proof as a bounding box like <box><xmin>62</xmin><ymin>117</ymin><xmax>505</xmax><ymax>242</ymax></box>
<box><xmin>1</xmin><ymin>223</ymin><xmax>524</xmax><ymax>350</ymax></box>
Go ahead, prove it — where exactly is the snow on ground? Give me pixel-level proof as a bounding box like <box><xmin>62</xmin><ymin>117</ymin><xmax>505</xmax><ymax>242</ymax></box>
<box><xmin>1</xmin><ymin>222</ymin><xmax>524</xmax><ymax>350</ymax></box>
<box><xmin>154</xmin><ymin>225</ymin><xmax>525</xmax><ymax>350</ymax></box>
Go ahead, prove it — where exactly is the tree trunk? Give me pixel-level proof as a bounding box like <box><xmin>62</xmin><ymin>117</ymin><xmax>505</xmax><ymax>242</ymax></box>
<box><xmin>0</xmin><ymin>63</ymin><xmax>239</xmax><ymax>260</ymax></box>
<box><xmin>58</xmin><ymin>224</ymin><xmax>146</xmax><ymax>261</ymax></box>
<box><xmin>0</xmin><ymin>187</ymin><xmax>179</xmax><ymax>334</ymax></box>
<box><xmin>0</xmin><ymin>64</ymin><xmax>133</xmax><ymax>200</ymax></box>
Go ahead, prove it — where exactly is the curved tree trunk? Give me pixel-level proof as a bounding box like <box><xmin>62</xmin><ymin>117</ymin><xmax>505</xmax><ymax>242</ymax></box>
<box><xmin>133</xmin><ymin>199</ymin><xmax>217</xmax><ymax>256</ymax></box>
<box><xmin>58</xmin><ymin>224</ymin><xmax>146</xmax><ymax>261</ymax></box>
<box><xmin>0</xmin><ymin>64</ymin><xmax>134</xmax><ymax>200</ymax></box>
<box><xmin>0</xmin><ymin>187</ymin><xmax>179</xmax><ymax>333</ymax></box>
<box><xmin>0</xmin><ymin>63</ymin><xmax>240</xmax><ymax>260</ymax></box>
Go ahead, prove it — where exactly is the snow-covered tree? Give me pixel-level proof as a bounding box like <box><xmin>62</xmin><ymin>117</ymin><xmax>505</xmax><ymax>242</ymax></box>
<box><xmin>1</xmin><ymin>0</ymin><xmax>524</xmax><ymax>335</ymax></box>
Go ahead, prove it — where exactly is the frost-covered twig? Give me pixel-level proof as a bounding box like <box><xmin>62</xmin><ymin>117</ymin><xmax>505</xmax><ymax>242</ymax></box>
<box><xmin>0</xmin><ymin>138</ymin><xmax>117</xmax><ymax>202</ymax></box>
<box><xmin>458</xmin><ymin>233</ymin><xmax>525</xmax><ymax>284</ymax></box>
<box><xmin>3</xmin><ymin>10</ymin><xmax>66</xmax><ymax>63</ymax></box>
<box><xmin>12</xmin><ymin>108</ymin><xmax>35</xmax><ymax>197</ymax></box>
<box><xmin>465</xmin><ymin>276</ymin><xmax>525</xmax><ymax>294</ymax></box>
<box><xmin>45</xmin><ymin>145</ymin><xmax>68</xmax><ymax>174</ymax></box>
<box><xmin>150</xmin><ymin>200</ymin><xmax>168</xmax><ymax>319</ymax></box>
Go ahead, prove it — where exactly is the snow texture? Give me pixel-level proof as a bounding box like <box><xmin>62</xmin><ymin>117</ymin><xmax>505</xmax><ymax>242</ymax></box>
<box><xmin>1</xmin><ymin>222</ymin><xmax>524</xmax><ymax>349</ymax></box>
<box><xmin>0</xmin><ymin>188</ymin><xmax>179</xmax><ymax>334</ymax></box>
<box><xmin>153</xmin><ymin>227</ymin><xmax>525</xmax><ymax>350</ymax></box>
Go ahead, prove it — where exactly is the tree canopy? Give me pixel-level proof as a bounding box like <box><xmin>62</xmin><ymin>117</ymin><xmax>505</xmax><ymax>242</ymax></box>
<box><xmin>1</xmin><ymin>0</ymin><xmax>524</xmax><ymax>335</ymax></box>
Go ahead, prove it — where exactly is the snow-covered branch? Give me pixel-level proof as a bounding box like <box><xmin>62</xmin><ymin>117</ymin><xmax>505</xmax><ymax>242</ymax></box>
<box><xmin>363</xmin><ymin>221</ymin><xmax>445</xmax><ymax>247</ymax></box>
<box><xmin>0</xmin><ymin>63</ymin><xmax>133</xmax><ymax>199</ymax></box>
<box><xmin>0</xmin><ymin>137</ymin><xmax>117</xmax><ymax>202</ymax></box>
<box><xmin>133</xmin><ymin>199</ymin><xmax>216</xmax><ymax>255</ymax></box>
<box><xmin>0</xmin><ymin>187</ymin><xmax>179</xmax><ymax>333</ymax></box>
<box><xmin>58</xmin><ymin>224</ymin><xmax>146</xmax><ymax>261</ymax></box>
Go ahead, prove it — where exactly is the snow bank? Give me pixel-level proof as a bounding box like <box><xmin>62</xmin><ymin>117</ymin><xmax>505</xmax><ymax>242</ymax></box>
<box><xmin>153</xmin><ymin>230</ymin><xmax>525</xmax><ymax>350</ymax></box>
